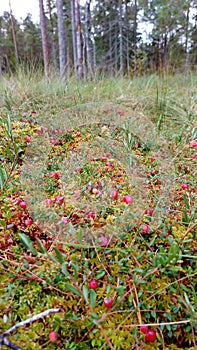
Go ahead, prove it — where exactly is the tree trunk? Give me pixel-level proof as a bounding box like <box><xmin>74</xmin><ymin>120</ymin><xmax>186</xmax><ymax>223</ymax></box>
<box><xmin>74</xmin><ymin>0</ymin><xmax>83</xmax><ymax>79</ymax></box>
<box><xmin>119</xmin><ymin>0</ymin><xmax>123</xmax><ymax>75</ymax></box>
<box><xmin>71</xmin><ymin>0</ymin><xmax>77</xmax><ymax>76</ymax></box>
<box><xmin>85</xmin><ymin>0</ymin><xmax>93</xmax><ymax>78</ymax></box>
<box><xmin>133</xmin><ymin>0</ymin><xmax>137</xmax><ymax>74</ymax></box>
<box><xmin>9</xmin><ymin>0</ymin><xmax>19</xmax><ymax>66</ymax></box>
<box><xmin>56</xmin><ymin>0</ymin><xmax>67</xmax><ymax>77</ymax></box>
<box><xmin>39</xmin><ymin>0</ymin><xmax>50</xmax><ymax>77</ymax></box>
<box><xmin>184</xmin><ymin>3</ymin><xmax>190</xmax><ymax>73</ymax></box>
<box><xmin>47</xmin><ymin>0</ymin><xmax>57</xmax><ymax>70</ymax></box>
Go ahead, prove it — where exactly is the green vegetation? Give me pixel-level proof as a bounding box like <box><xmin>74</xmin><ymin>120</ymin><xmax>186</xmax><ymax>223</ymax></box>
<box><xmin>0</xmin><ymin>72</ymin><xmax>197</xmax><ymax>349</ymax></box>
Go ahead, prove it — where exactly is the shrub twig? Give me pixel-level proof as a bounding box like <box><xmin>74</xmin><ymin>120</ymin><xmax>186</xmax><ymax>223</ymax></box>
<box><xmin>0</xmin><ymin>308</ymin><xmax>61</xmax><ymax>350</ymax></box>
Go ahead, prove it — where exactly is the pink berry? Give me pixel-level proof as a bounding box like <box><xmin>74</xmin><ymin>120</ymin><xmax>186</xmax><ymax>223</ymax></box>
<box><xmin>62</xmin><ymin>217</ymin><xmax>69</xmax><ymax>224</ymax></box>
<box><xmin>89</xmin><ymin>279</ymin><xmax>98</xmax><ymax>289</ymax></box>
<box><xmin>50</xmin><ymin>171</ymin><xmax>60</xmax><ymax>179</ymax></box>
<box><xmin>101</xmin><ymin>156</ymin><xmax>107</xmax><ymax>161</ymax></box>
<box><xmin>100</xmin><ymin>236</ymin><xmax>109</xmax><ymax>247</ymax></box>
<box><xmin>144</xmin><ymin>208</ymin><xmax>153</xmax><ymax>216</ymax></box>
<box><xmin>15</xmin><ymin>198</ymin><xmax>22</xmax><ymax>205</ymax></box>
<box><xmin>123</xmin><ymin>195</ymin><xmax>132</xmax><ymax>204</ymax></box>
<box><xmin>141</xmin><ymin>224</ymin><xmax>149</xmax><ymax>234</ymax></box>
<box><xmin>87</xmin><ymin>211</ymin><xmax>95</xmax><ymax>219</ymax></box>
<box><xmin>145</xmin><ymin>329</ymin><xmax>156</xmax><ymax>342</ymax></box>
<box><xmin>74</xmin><ymin>189</ymin><xmax>81</xmax><ymax>197</ymax></box>
<box><xmin>25</xmin><ymin>136</ymin><xmax>31</xmax><ymax>142</ymax></box>
<box><xmin>24</xmin><ymin>218</ymin><xmax>33</xmax><ymax>226</ymax></box>
<box><xmin>19</xmin><ymin>201</ymin><xmax>27</xmax><ymax>209</ymax></box>
<box><xmin>192</xmin><ymin>141</ymin><xmax>197</xmax><ymax>147</ymax></box>
<box><xmin>55</xmin><ymin>195</ymin><xmax>64</xmax><ymax>205</ymax></box>
<box><xmin>110</xmin><ymin>189</ymin><xmax>118</xmax><ymax>200</ymax></box>
<box><xmin>104</xmin><ymin>297</ymin><xmax>113</xmax><ymax>308</ymax></box>
<box><xmin>75</xmin><ymin>166</ymin><xmax>82</xmax><ymax>172</ymax></box>
<box><xmin>181</xmin><ymin>184</ymin><xmax>189</xmax><ymax>189</ymax></box>
<box><xmin>49</xmin><ymin>331</ymin><xmax>58</xmax><ymax>342</ymax></box>
<box><xmin>46</xmin><ymin>198</ymin><xmax>53</xmax><ymax>206</ymax></box>
<box><xmin>140</xmin><ymin>325</ymin><xmax>149</xmax><ymax>334</ymax></box>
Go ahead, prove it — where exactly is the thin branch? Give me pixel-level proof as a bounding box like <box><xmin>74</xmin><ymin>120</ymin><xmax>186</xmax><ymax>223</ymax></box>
<box><xmin>4</xmin><ymin>308</ymin><xmax>61</xmax><ymax>336</ymax></box>
<box><xmin>121</xmin><ymin>319</ymin><xmax>192</xmax><ymax>327</ymax></box>
<box><xmin>0</xmin><ymin>335</ymin><xmax>22</xmax><ymax>350</ymax></box>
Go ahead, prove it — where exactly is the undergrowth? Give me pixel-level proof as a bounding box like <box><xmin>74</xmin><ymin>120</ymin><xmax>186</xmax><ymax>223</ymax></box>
<box><xmin>0</xmin><ymin>71</ymin><xmax>197</xmax><ymax>349</ymax></box>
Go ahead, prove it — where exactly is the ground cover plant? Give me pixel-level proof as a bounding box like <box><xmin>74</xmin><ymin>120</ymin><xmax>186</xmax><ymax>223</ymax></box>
<box><xmin>0</xmin><ymin>71</ymin><xmax>197</xmax><ymax>349</ymax></box>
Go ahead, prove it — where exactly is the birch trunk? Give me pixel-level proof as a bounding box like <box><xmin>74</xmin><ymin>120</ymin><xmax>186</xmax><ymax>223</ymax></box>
<box><xmin>39</xmin><ymin>0</ymin><xmax>50</xmax><ymax>76</ymax></box>
<box><xmin>56</xmin><ymin>0</ymin><xmax>67</xmax><ymax>77</ymax></box>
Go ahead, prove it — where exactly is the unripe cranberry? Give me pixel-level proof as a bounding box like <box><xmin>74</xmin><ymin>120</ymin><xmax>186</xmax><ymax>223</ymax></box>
<box><xmin>25</xmin><ymin>136</ymin><xmax>31</xmax><ymax>142</ymax></box>
<box><xmin>46</xmin><ymin>198</ymin><xmax>53</xmax><ymax>206</ymax></box>
<box><xmin>62</xmin><ymin>217</ymin><xmax>69</xmax><ymax>224</ymax></box>
<box><xmin>75</xmin><ymin>166</ymin><xmax>82</xmax><ymax>172</ymax></box>
<box><xmin>49</xmin><ymin>331</ymin><xmax>58</xmax><ymax>342</ymax></box>
<box><xmin>141</xmin><ymin>224</ymin><xmax>149</xmax><ymax>234</ymax></box>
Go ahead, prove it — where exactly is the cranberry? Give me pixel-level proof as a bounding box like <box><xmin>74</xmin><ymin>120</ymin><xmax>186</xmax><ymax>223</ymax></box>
<box><xmin>19</xmin><ymin>201</ymin><xmax>27</xmax><ymax>209</ymax></box>
<box><xmin>24</xmin><ymin>218</ymin><xmax>33</xmax><ymax>226</ymax></box>
<box><xmin>49</xmin><ymin>331</ymin><xmax>58</xmax><ymax>342</ymax></box>
<box><xmin>104</xmin><ymin>297</ymin><xmax>113</xmax><ymax>308</ymax></box>
<box><xmin>145</xmin><ymin>329</ymin><xmax>156</xmax><ymax>342</ymax></box>
<box><xmin>140</xmin><ymin>325</ymin><xmax>149</xmax><ymax>334</ymax></box>
<box><xmin>89</xmin><ymin>279</ymin><xmax>98</xmax><ymax>289</ymax></box>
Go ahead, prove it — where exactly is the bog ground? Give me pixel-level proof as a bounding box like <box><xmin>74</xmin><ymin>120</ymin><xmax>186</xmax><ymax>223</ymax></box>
<box><xmin>0</xmin><ymin>72</ymin><xmax>197</xmax><ymax>349</ymax></box>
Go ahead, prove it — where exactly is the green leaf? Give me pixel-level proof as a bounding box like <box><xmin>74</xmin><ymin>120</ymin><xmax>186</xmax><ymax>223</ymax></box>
<box><xmin>82</xmin><ymin>285</ymin><xmax>89</xmax><ymax>303</ymax></box>
<box><xmin>184</xmin><ymin>292</ymin><xmax>194</xmax><ymax>312</ymax></box>
<box><xmin>6</xmin><ymin>115</ymin><xmax>12</xmax><ymax>136</ymax></box>
<box><xmin>68</xmin><ymin>222</ymin><xmax>75</xmax><ymax>235</ymax></box>
<box><xmin>61</xmin><ymin>262</ymin><xmax>70</xmax><ymax>276</ymax></box>
<box><xmin>71</xmin><ymin>262</ymin><xmax>79</xmax><ymax>280</ymax></box>
<box><xmin>18</xmin><ymin>233</ymin><xmax>37</xmax><ymax>255</ymax></box>
<box><xmin>48</xmin><ymin>253</ymin><xmax>60</xmax><ymax>264</ymax></box>
<box><xmin>183</xmin><ymin>194</ymin><xmax>190</xmax><ymax>210</ymax></box>
<box><xmin>0</xmin><ymin>165</ymin><xmax>7</xmax><ymax>190</ymax></box>
<box><xmin>96</xmin><ymin>270</ymin><xmax>105</xmax><ymax>279</ymax></box>
<box><xmin>36</xmin><ymin>239</ymin><xmax>47</xmax><ymax>254</ymax></box>
<box><xmin>168</xmin><ymin>243</ymin><xmax>180</xmax><ymax>264</ymax></box>
<box><xmin>89</xmin><ymin>289</ymin><xmax>97</xmax><ymax>309</ymax></box>
<box><xmin>53</xmin><ymin>247</ymin><xmax>64</xmax><ymax>264</ymax></box>
<box><xmin>5</xmin><ymin>147</ymin><xmax>14</xmax><ymax>162</ymax></box>
<box><xmin>64</xmin><ymin>283</ymin><xmax>81</xmax><ymax>297</ymax></box>
<box><xmin>182</xmin><ymin>209</ymin><xmax>189</xmax><ymax>225</ymax></box>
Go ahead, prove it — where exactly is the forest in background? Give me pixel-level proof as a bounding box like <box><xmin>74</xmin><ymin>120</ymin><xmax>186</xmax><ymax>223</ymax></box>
<box><xmin>0</xmin><ymin>0</ymin><xmax>197</xmax><ymax>78</ymax></box>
